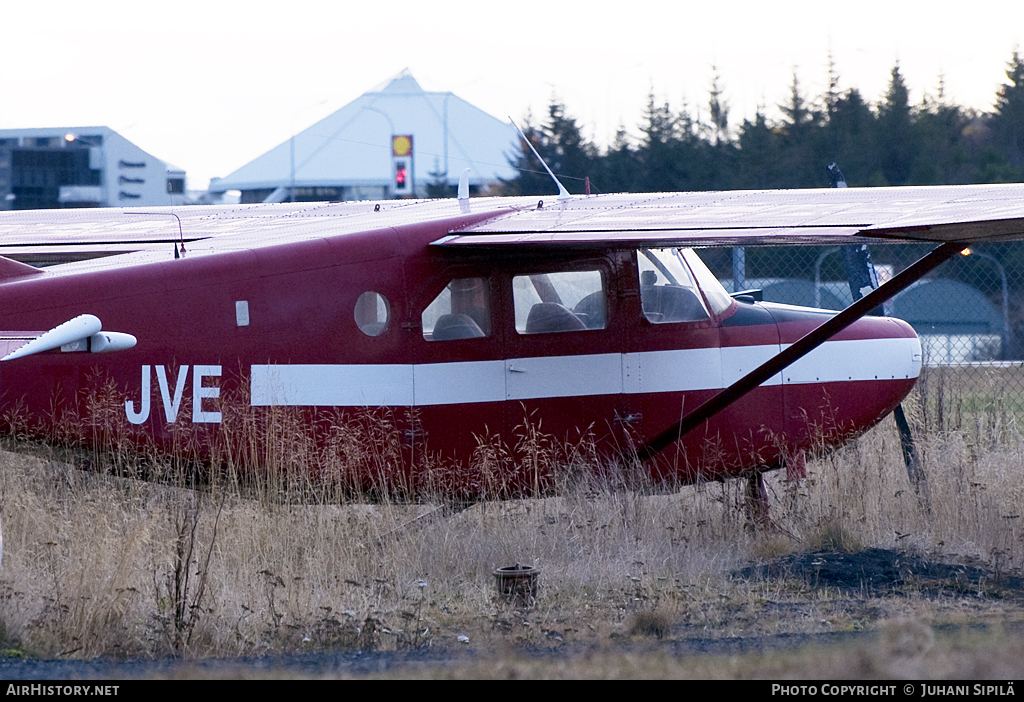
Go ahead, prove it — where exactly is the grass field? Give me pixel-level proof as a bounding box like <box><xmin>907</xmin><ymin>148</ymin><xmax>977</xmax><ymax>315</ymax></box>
<box><xmin>1</xmin><ymin>376</ymin><xmax>1023</xmax><ymax>678</ymax></box>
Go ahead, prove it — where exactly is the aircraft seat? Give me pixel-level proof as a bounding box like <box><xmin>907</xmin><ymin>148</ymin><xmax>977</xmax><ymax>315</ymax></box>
<box><xmin>572</xmin><ymin>291</ymin><xmax>607</xmax><ymax>329</ymax></box>
<box><xmin>642</xmin><ymin>285</ymin><xmax>708</xmax><ymax>323</ymax></box>
<box><xmin>525</xmin><ymin>302</ymin><xmax>588</xmax><ymax>333</ymax></box>
<box><xmin>431</xmin><ymin>313</ymin><xmax>486</xmax><ymax>340</ymax></box>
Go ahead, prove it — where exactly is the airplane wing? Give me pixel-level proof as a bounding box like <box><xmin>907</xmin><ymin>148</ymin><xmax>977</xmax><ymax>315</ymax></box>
<box><xmin>3</xmin><ymin>183</ymin><xmax>1024</xmax><ymax>266</ymax></box>
<box><xmin>0</xmin><ymin>199</ymin><xmax>432</xmax><ymax>264</ymax></box>
<box><xmin>435</xmin><ymin>184</ymin><xmax>1024</xmax><ymax>247</ymax></box>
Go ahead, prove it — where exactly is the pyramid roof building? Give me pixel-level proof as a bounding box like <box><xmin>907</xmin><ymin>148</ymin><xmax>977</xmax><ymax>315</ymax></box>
<box><xmin>209</xmin><ymin>71</ymin><xmax>519</xmax><ymax>203</ymax></box>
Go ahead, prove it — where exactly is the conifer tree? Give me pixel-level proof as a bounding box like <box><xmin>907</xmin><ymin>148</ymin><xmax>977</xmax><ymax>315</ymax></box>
<box><xmin>602</xmin><ymin>126</ymin><xmax>641</xmax><ymax>193</ymax></box>
<box><xmin>735</xmin><ymin>108</ymin><xmax>785</xmax><ymax>189</ymax></box>
<box><xmin>776</xmin><ymin>73</ymin><xmax>825</xmax><ymax>187</ymax></box>
<box><xmin>826</xmin><ymin>87</ymin><xmax>877</xmax><ymax>186</ymax></box>
<box><xmin>877</xmin><ymin>62</ymin><xmax>916</xmax><ymax>185</ymax></box>
<box><xmin>637</xmin><ymin>93</ymin><xmax>682</xmax><ymax>192</ymax></box>
<box><xmin>993</xmin><ymin>49</ymin><xmax>1024</xmax><ymax>175</ymax></box>
<box><xmin>502</xmin><ymin>49</ymin><xmax>1024</xmax><ymax>196</ymax></box>
<box><xmin>502</xmin><ymin>100</ymin><xmax>597</xmax><ymax>196</ymax></box>
<box><xmin>912</xmin><ymin>79</ymin><xmax>973</xmax><ymax>184</ymax></box>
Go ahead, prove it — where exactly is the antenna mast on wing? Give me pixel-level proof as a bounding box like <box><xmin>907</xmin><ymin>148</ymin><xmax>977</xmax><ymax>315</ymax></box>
<box><xmin>509</xmin><ymin>117</ymin><xmax>571</xmax><ymax>201</ymax></box>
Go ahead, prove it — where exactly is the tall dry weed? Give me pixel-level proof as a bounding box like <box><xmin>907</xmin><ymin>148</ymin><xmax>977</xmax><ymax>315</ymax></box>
<box><xmin>0</xmin><ymin>366</ymin><xmax>1021</xmax><ymax>657</ymax></box>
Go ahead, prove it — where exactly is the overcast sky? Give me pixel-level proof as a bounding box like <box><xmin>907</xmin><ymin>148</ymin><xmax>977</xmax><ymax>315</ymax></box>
<box><xmin>3</xmin><ymin>0</ymin><xmax>1021</xmax><ymax>190</ymax></box>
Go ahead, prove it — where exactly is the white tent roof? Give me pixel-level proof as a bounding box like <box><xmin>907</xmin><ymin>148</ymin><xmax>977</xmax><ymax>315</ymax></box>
<box><xmin>209</xmin><ymin>71</ymin><xmax>519</xmax><ymax>194</ymax></box>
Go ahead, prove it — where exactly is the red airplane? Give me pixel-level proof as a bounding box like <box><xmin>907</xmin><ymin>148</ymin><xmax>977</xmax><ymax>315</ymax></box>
<box><xmin>0</xmin><ymin>183</ymin><xmax>1021</xmax><ymax>502</ymax></box>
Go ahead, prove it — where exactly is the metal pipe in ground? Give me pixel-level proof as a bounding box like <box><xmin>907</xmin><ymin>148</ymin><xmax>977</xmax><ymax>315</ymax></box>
<box><xmin>493</xmin><ymin>563</ymin><xmax>539</xmax><ymax>606</ymax></box>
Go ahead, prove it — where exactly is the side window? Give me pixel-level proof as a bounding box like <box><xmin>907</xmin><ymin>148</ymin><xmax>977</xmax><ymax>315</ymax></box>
<box><xmin>638</xmin><ymin>248</ymin><xmax>710</xmax><ymax>324</ymax></box>
<box><xmin>422</xmin><ymin>277</ymin><xmax>491</xmax><ymax>341</ymax></box>
<box><xmin>513</xmin><ymin>270</ymin><xmax>606</xmax><ymax>334</ymax></box>
<box><xmin>354</xmin><ymin>291</ymin><xmax>390</xmax><ymax>337</ymax></box>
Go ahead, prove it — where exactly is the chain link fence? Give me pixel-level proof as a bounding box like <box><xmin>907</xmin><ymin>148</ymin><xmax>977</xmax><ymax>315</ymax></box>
<box><xmin>701</xmin><ymin>242</ymin><xmax>1024</xmax><ymax>433</ymax></box>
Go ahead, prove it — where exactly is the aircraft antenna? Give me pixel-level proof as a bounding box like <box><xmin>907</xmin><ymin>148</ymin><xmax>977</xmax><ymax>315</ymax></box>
<box><xmin>128</xmin><ymin>212</ymin><xmax>186</xmax><ymax>256</ymax></box>
<box><xmin>509</xmin><ymin>117</ymin><xmax>571</xmax><ymax>201</ymax></box>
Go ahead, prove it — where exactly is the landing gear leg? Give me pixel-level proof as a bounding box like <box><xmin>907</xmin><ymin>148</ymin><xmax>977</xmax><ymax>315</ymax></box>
<box><xmin>745</xmin><ymin>472</ymin><xmax>770</xmax><ymax>529</ymax></box>
<box><xmin>893</xmin><ymin>405</ymin><xmax>931</xmax><ymax>514</ymax></box>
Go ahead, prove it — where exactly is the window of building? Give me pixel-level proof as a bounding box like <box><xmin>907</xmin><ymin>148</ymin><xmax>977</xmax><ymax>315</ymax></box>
<box><xmin>513</xmin><ymin>270</ymin><xmax>606</xmax><ymax>334</ymax></box>
<box><xmin>421</xmin><ymin>277</ymin><xmax>491</xmax><ymax>341</ymax></box>
<box><xmin>10</xmin><ymin>148</ymin><xmax>99</xmax><ymax>208</ymax></box>
<box><xmin>167</xmin><ymin>178</ymin><xmax>184</xmax><ymax>194</ymax></box>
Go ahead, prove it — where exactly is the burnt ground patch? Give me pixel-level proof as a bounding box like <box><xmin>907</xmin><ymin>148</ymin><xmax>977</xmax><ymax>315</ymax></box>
<box><xmin>736</xmin><ymin>547</ymin><xmax>1024</xmax><ymax>599</ymax></box>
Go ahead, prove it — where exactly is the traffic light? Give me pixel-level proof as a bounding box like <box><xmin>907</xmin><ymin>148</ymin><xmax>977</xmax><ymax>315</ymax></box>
<box><xmin>392</xmin><ymin>135</ymin><xmax>413</xmax><ymax>197</ymax></box>
<box><xmin>394</xmin><ymin>160</ymin><xmax>409</xmax><ymax>194</ymax></box>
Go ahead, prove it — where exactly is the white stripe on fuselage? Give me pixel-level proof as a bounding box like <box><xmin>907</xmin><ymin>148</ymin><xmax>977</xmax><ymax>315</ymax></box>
<box><xmin>249</xmin><ymin>337</ymin><xmax>921</xmax><ymax>407</ymax></box>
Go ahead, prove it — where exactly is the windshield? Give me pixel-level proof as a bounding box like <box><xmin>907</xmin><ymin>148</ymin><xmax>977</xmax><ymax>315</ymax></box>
<box><xmin>681</xmin><ymin>248</ymin><xmax>733</xmax><ymax>315</ymax></box>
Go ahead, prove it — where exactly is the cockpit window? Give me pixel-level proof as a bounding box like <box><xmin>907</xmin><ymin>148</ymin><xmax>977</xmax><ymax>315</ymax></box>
<box><xmin>638</xmin><ymin>248</ymin><xmax>710</xmax><ymax>323</ymax></box>
<box><xmin>422</xmin><ymin>277</ymin><xmax>491</xmax><ymax>341</ymax></box>
<box><xmin>513</xmin><ymin>270</ymin><xmax>606</xmax><ymax>334</ymax></box>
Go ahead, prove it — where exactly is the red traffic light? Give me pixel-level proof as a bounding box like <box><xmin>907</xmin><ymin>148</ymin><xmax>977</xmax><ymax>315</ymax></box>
<box><xmin>393</xmin><ymin>157</ymin><xmax>411</xmax><ymax>196</ymax></box>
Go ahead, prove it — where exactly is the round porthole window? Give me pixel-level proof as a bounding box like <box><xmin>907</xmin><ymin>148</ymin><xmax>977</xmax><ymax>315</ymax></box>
<box><xmin>354</xmin><ymin>291</ymin><xmax>390</xmax><ymax>337</ymax></box>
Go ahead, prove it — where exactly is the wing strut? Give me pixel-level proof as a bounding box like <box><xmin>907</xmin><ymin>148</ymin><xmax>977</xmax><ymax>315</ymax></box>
<box><xmin>636</xmin><ymin>241</ymin><xmax>966</xmax><ymax>462</ymax></box>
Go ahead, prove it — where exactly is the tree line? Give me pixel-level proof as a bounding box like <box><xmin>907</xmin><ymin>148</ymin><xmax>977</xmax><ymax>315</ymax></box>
<box><xmin>501</xmin><ymin>51</ymin><xmax>1024</xmax><ymax>195</ymax></box>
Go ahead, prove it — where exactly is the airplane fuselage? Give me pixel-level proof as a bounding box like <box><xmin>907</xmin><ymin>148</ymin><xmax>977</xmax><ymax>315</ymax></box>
<box><xmin>0</xmin><ymin>206</ymin><xmax>920</xmax><ymax>497</ymax></box>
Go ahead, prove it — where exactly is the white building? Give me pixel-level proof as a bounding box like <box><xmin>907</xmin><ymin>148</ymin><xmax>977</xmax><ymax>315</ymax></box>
<box><xmin>208</xmin><ymin>70</ymin><xmax>519</xmax><ymax>203</ymax></box>
<box><xmin>0</xmin><ymin>126</ymin><xmax>186</xmax><ymax>210</ymax></box>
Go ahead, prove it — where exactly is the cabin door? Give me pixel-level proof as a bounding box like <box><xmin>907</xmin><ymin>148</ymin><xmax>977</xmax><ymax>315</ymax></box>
<box><xmin>410</xmin><ymin>265</ymin><xmax>507</xmax><ymax>466</ymax></box>
<box><xmin>627</xmin><ymin>247</ymin><xmax>725</xmax><ymax>481</ymax></box>
<box><xmin>501</xmin><ymin>254</ymin><xmax>626</xmax><ymax>486</ymax></box>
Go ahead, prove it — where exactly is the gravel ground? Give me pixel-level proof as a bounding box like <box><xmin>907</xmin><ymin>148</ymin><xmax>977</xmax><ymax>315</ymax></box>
<box><xmin>3</xmin><ymin>547</ymin><xmax>1021</xmax><ymax>680</ymax></box>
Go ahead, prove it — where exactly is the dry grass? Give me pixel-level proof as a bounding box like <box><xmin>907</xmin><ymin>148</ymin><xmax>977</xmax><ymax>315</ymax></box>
<box><xmin>0</xmin><ymin>368</ymin><xmax>1023</xmax><ymax>678</ymax></box>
